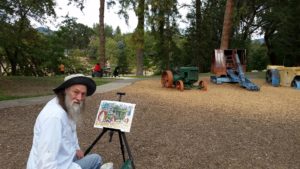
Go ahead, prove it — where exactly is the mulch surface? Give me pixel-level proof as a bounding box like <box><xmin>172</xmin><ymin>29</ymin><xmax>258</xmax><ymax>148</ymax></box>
<box><xmin>0</xmin><ymin>78</ymin><xmax>300</xmax><ymax>169</ymax></box>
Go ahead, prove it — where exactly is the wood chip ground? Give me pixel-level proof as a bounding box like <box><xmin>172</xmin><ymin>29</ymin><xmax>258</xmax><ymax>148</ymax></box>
<box><xmin>0</xmin><ymin>77</ymin><xmax>299</xmax><ymax>169</ymax></box>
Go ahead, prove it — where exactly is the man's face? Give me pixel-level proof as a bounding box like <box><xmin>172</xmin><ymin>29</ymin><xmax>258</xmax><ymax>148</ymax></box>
<box><xmin>65</xmin><ymin>84</ymin><xmax>87</xmax><ymax>121</ymax></box>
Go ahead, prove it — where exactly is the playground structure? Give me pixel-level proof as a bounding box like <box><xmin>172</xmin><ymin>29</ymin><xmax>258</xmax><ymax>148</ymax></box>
<box><xmin>266</xmin><ymin>65</ymin><xmax>300</xmax><ymax>89</ymax></box>
<box><xmin>161</xmin><ymin>66</ymin><xmax>207</xmax><ymax>91</ymax></box>
<box><xmin>210</xmin><ymin>49</ymin><xmax>260</xmax><ymax>91</ymax></box>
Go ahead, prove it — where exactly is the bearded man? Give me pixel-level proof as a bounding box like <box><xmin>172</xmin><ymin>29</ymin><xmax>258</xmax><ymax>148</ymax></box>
<box><xmin>27</xmin><ymin>74</ymin><xmax>103</xmax><ymax>169</ymax></box>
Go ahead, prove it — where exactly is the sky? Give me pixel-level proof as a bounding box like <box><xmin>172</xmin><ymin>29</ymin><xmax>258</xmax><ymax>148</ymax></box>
<box><xmin>33</xmin><ymin>0</ymin><xmax>191</xmax><ymax>33</ymax></box>
<box><xmin>55</xmin><ymin>0</ymin><xmax>137</xmax><ymax>33</ymax></box>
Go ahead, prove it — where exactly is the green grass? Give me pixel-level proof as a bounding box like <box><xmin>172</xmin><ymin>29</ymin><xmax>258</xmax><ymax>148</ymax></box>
<box><xmin>0</xmin><ymin>76</ymin><xmax>114</xmax><ymax>101</ymax></box>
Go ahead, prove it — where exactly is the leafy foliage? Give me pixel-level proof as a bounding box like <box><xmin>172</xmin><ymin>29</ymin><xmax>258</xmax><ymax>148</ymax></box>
<box><xmin>1</xmin><ymin>0</ymin><xmax>299</xmax><ymax>77</ymax></box>
<box><xmin>248</xmin><ymin>42</ymin><xmax>268</xmax><ymax>70</ymax></box>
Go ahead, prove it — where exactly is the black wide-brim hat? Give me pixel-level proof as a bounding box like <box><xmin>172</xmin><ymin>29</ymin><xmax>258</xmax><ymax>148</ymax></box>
<box><xmin>53</xmin><ymin>74</ymin><xmax>96</xmax><ymax>96</ymax></box>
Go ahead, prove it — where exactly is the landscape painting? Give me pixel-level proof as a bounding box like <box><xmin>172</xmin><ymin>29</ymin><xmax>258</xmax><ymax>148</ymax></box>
<box><xmin>94</xmin><ymin>100</ymin><xmax>136</xmax><ymax>132</ymax></box>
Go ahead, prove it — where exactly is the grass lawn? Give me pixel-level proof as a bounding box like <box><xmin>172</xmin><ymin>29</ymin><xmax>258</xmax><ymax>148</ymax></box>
<box><xmin>0</xmin><ymin>76</ymin><xmax>114</xmax><ymax>101</ymax></box>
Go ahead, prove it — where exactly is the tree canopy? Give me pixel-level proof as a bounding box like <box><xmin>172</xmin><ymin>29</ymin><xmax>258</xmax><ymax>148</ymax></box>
<box><xmin>0</xmin><ymin>0</ymin><xmax>299</xmax><ymax>76</ymax></box>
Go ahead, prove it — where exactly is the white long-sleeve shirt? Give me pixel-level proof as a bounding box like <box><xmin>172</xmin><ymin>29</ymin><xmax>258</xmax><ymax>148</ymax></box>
<box><xmin>27</xmin><ymin>97</ymin><xmax>81</xmax><ymax>169</ymax></box>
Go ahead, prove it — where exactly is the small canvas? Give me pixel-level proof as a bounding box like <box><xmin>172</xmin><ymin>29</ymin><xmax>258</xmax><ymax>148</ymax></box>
<box><xmin>94</xmin><ymin>100</ymin><xmax>136</xmax><ymax>132</ymax></box>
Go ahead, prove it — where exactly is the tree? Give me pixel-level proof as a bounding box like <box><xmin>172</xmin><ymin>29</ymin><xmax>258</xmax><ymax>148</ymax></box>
<box><xmin>57</xmin><ymin>17</ymin><xmax>94</xmax><ymax>50</ymax></box>
<box><xmin>89</xmin><ymin>24</ymin><xmax>114</xmax><ymax>60</ymax></box>
<box><xmin>220</xmin><ymin>0</ymin><xmax>234</xmax><ymax>49</ymax></box>
<box><xmin>133</xmin><ymin>0</ymin><xmax>145</xmax><ymax>76</ymax></box>
<box><xmin>248</xmin><ymin>42</ymin><xmax>268</xmax><ymax>70</ymax></box>
<box><xmin>275</xmin><ymin>0</ymin><xmax>300</xmax><ymax>66</ymax></box>
<box><xmin>110</xmin><ymin>0</ymin><xmax>146</xmax><ymax>75</ymax></box>
<box><xmin>99</xmin><ymin>0</ymin><xmax>106</xmax><ymax>67</ymax></box>
<box><xmin>184</xmin><ymin>0</ymin><xmax>225</xmax><ymax>72</ymax></box>
<box><xmin>252</xmin><ymin>0</ymin><xmax>300</xmax><ymax>66</ymax></box>
<box><xmin>194</xmin><ymin>0</ymin><xmax>203</xmax><ymax>70</ymax></box>
<box><xmin>148</xmin><ymin>0</ymin><xmax>180</xmax><ymax>70</ymax></box>
<box><xmin>0</xmin><ymin>0</ymin><xmax>56</xmax><ymax>75</ymax></box>
<box><xmin>116</xmin><ymin>40</ymin><xmax>128</xmax><ymax>74</ymax></box>
<box><xmin>183</xmin><ymin>0</ymin><xmax>207</xmax><ymax>71</ymax></box>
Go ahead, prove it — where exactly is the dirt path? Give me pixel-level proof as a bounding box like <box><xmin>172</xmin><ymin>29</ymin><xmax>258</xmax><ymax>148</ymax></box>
<box><xmin>0</xmin><ymin>78</ymin><xmax>299</xmax><ymax>169</ymax></box>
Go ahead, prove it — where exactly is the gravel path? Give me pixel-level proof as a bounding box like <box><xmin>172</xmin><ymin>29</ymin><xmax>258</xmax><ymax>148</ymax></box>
<box><xmin>0</xmin><ymin>77</ymin><xmax>299</xmax><ymax>169</ymax></box>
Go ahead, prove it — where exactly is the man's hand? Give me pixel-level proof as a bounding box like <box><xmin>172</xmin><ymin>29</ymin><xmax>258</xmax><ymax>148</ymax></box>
<box><xmin>76</xmin><ymin>150</ymin><xmax>84</xmax><ymax>159</ymax></box>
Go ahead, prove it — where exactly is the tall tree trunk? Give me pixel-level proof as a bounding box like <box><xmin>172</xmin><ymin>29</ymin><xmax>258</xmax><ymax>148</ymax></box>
<box><xmin>158</xmin><ymin>10</ymin><xmax>166</xmax><ymax>69</ymax></box>
<box><xmin>263</xmin><ymin>22</ymin><xmax>277</xmax><ymax>65</ymax></box>
<box><xmin>99</xmin><ymin>0</ymin><xmax>106</xmax><ymax>67</ymax></box>
<box><xmin>220</xmin><ymin>0</ymin><xmax>234</xmax><ymax>49</ymax></box>
<box><xmin>264</xmin><ymin>31</ymin><xmax>276</xmax><ymax>65</ymax></box>
<box><xmin>135</xmin><ymin>0</ymin><xmax>145</xmax><ymax>76</ymax></box>
<box><xmin>5</xmin><ymin>48</ymin><xmax>17</xmax><ymax>75</ymax></box>
<box><xmin>195</xmin><ymin>0</ymin><xmax>203</xmax><ymax>71</ymax></box>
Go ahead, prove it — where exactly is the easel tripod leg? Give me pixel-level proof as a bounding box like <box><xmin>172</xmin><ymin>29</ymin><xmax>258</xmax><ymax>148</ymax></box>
<box><xmin>84</xmin><ymin>128</ymin><xmax>108</xmax><ymax>156</ymax></box>
<box><xmin>118</xmin><ymin>131</ymin><xmax>126</xmax><ymax>162</ymax></box>
<box><xmin>121</xmin><ymin>132</ymin><xmax>135</xmax><ymax>169</ymax></box>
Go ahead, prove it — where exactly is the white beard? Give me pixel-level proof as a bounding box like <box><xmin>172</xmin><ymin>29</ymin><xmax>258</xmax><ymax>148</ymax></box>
<box><xmin>65</xmin><ymin>94</ymin><xmax>83</xmax><ymax>122</ymax></box>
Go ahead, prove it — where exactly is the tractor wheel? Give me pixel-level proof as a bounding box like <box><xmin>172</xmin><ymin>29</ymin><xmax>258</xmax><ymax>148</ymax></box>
<box><xmin>291</xmin><ymin>79</ymin><xmax>300</xmax><ymax>89</ymax></box>
<box><xmin>199</xmin><ymin>80</ymin><xmax>208</xmax><ymax>91</ymax></box>
<box><xmin>161</xmin><ymin>70</ymin><xmax>173</xmax><ymax>88</ymax></box>
<box><xmin>176</xmin><ymin>80</ymin><xmax>184</xmax><ymax>91</ymax></box>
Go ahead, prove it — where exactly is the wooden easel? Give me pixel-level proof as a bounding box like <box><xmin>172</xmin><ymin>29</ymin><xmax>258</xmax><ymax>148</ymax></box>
<box><xmin>84</xmin><ymin>92</ymin><xmax>135</xmax><ymax>169</ymax></box>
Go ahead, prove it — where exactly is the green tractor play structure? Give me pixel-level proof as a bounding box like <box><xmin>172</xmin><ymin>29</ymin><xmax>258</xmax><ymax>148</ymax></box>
<box><xmin>161</xmin><ymin>66</ymin><xmax>207</xmax><ymax>91</ymax></box>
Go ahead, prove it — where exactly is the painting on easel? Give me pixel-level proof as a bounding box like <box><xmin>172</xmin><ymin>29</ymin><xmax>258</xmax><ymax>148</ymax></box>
<box><xmin>94</xmin><ymin>100</ymin><xmax>136</xmax><ymax>132</ymax></box>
